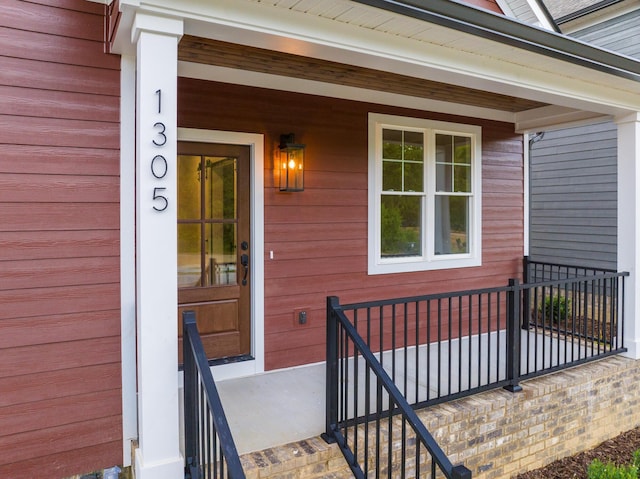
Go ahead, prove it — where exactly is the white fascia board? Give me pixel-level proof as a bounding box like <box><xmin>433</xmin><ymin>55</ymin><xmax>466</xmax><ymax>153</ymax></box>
<box><xmin>119</xmin><ymin>0</ymin><xmax>640</xmax><ymax>117</ymax></box>
<box><xmin>515</xmin><ymin>105</ymin><xmax>612</xmax><ymax>133</ymax></box>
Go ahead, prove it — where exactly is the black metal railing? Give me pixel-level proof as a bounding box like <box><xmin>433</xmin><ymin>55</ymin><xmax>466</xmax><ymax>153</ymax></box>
<box><xmin>183</xmin><ymin>311</ymin><xmax>245</xmax><ymax>479</ymax></box>
<box><xmin>324</xmin><ymin>297</ymin><xmax>472</xmax><ymax>479</ymax></box>
<box><xmin>325</xmin><ymin>263</ymin><xmax>628</xmax><ymax>476</ymax></box>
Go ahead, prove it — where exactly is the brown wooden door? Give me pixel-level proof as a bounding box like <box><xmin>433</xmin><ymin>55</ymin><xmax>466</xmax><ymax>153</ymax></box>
<box><xmin>177</xmin><ymin>142</ymin><xmax>251</xmax><ymax>361</ymax></box>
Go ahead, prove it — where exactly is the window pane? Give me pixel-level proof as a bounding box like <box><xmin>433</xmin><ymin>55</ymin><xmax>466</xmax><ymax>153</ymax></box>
<box><xmin>454</xmin><ymin>165</ymin><xmax>471</xmax><ymax>192</ymax></box>
<box><xmin>383</xmin><ymin>160</ymin><xmax>402</xmax><ymax>191</ymax></box>
<box><xmin>404</xmin><ymin>131</ymin><xmax>424</xmax><ymax>162</ymax></box>
<box><xmin>383</xmin><ymin>129</ymin><xmax>402</xmax><ymax>160</ymax></box>
<box><xmin>436</xmin><ymin>134</ymin><xmax>453</xmax><ymax>163</ymax></box>
<box><xmin>454</xmin><ymin>136</ymin><xmax>471</xmax><ymax>164</ymax></box>
<box><xmin>435</xmin><ymin>196</ymin><xmax>469</xmax><ymax>255</ymax></box>
<box><xmin>206</xmin><ymin>223</ymin><xmax>237</xmax><ymax>286</ymax></box>
<box><xmin>178</xmin><ymin>224</ymin><xmax>202</xmax><ymax>288</ymax></box>
<box><xmin>205</xmin><ymin>157</ymin><xmax>237</xmax><ymax>220</ymax></box>
<box><xmin>436</xmin><ymin>164</ymin><xmax>452</xmax><ymax>192</ymax></box>
<box><xmin>405</xmin><ymin>162</ymin><xmax>423</xmax><ymax>192</ymax></box>
<box><xmin>381</xmin><ymin>195</ymin><xmax>422</xmax><ymax>257</ymax></box>
<box><xmin>178</xmin><ymin>155</ymin><xmax>201</xmax><ymax>220</ymax></box>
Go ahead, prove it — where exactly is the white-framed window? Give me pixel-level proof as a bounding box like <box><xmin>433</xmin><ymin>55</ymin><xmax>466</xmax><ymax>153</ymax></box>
<box><xmin>368</xmin><ymin>113</ymin><xmax>482</xmax><ymax>275</ymax></box>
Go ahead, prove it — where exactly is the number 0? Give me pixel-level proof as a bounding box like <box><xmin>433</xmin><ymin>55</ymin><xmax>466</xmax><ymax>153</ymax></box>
<box><xmin>151</xmin><ymin>155</ymin><xmax>168</xmax><ymax>179</ymax></box>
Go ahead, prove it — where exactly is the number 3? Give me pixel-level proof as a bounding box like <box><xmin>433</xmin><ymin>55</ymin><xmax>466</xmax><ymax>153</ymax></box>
<box><xmin>152</xmin><ymin>122</ymin><xmax>167</xmax><ymax>146</ymax></box>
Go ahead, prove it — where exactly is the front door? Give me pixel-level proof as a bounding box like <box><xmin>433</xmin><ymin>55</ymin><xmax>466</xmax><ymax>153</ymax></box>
<box><xmin>177</xmin><ymin>142</ymin><xmax>251</xmax><ymax>361</ymax></box>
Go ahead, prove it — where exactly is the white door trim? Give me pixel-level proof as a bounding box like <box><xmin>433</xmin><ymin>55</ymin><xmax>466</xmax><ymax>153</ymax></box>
<box><xmin>178</xmin><ymin>128</ymin><xmax>265</xmax><ymax>379</ymax></box>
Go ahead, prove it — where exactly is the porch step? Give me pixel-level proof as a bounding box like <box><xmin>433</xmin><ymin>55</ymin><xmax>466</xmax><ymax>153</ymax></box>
<box><xmin>239</xmin><ymin>436</ymin><xmax>352</xmax><ymax>479</ymax></box>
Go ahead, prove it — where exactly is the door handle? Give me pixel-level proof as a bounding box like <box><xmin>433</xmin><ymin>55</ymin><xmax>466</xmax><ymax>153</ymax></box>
<box><xmin>240</xmin><ymin>254</ymin><xmax>249</xmax><ymax>286</ymax></box>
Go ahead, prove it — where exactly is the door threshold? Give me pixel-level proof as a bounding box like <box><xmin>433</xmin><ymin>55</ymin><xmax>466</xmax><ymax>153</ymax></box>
<box><xmin>209</xmin><ymin>354</ymin><xmax>254</xmax><ymax>367</ymax></box>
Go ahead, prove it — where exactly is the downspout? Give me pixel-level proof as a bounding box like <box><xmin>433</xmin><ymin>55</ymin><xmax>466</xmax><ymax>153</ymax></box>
<box><xmin>525</xmin><ymin>132</ymin><xmax>545</xmax><ymax>258</ymax></box>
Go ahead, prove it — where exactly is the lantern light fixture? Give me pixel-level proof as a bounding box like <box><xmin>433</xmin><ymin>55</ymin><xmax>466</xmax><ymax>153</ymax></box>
<box><xmin>278</xmin><ymin>133</ymin><xmax>305</xmax><ymax>192</ymax></box>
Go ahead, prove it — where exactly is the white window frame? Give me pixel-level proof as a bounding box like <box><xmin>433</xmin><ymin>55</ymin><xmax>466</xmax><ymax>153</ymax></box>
<box><xmin>368</xmin><ymin>113</ymin><xmax>482</xmax><ymax>275</ymax></box>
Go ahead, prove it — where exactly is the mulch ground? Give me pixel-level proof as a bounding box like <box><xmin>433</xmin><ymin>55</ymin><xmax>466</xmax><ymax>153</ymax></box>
<box><xmin>514</xmin><ymin>427</ymin><xmax>640</xmax><ymax>478</ymax></box>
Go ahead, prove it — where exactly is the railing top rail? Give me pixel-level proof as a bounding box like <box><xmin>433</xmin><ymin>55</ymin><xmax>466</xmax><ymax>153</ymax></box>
<box><xmin>338</xmin><ymin>271</ymin><xmax>628</xmax><ymax>311</ymax></box>
<box><xmin>183</xmin><ymin>314</ymin><xmax>245</xmax><ymax>478</ymax></box>
<box><xmin>339</xmin><ymin>284</ymin><xmax>511</xmax><ymax>311</ymax></box>
<box><xmin>522</xmin><ymin>270</ymin><xmax>628</xmax><ymax>290</ymax></box>
<box><xmin>526</xmin><ymin>258</ymin><xmax>617</xmax><ymax>274</ymax></box>
<box><xmin>330</xmin><ymin>302</ymin><xmax>469</xmax><ymax>478</ymax></box>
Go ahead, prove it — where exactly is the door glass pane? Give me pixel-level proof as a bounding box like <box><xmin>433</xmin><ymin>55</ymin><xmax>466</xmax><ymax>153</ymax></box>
<box><xmin>381</xmin><ymin>195</ymin><xmax>422</xmax><ymax>257</ymax></box>
<box><xmin>178</xmin><ymin>155</ymin><xmax>201</xmax><ymax>220</ymax></box>
<box><xmin>178</xmin><ymin>224</ymin><xmax>202</xmax><ymax>287</ymax></box>
<box><xmin>206</xmin><ymin>223</ymin><xmax>237</xmax><ymax>286</ymax></box>
<box><xmin>435</xmin><ymin>196</ymin><xmax>469</xmax><ymax>255</ymax></box>
<box><xmin>205</xmin><ymin>156</ymin><xmax>237</xmax><ymax>221</ymax></box>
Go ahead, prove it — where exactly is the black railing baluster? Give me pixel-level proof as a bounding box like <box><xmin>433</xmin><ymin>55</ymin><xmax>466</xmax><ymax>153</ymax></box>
<box><xmin>325</xmin><ymin>265</ymin><xmax>627</xmax><ymax>479</ymax></box>
<box><xmin>505</xmin><ymin>279</ymin><xmax>522</xmax><ymax>393</ymax></box>
<box><xmin>182</xmin><ymin>311</ymin><xmax>245</xmax><ymax>479</ymax></box>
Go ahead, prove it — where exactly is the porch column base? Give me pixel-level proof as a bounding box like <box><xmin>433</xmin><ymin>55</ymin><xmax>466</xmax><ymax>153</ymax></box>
<box><xmin>134</xmin><ymin>448</ymin><xmax>183</xmax><ymax>479</ymax></box>
<box><xmin>621</xmin><ymin>338</ymin><xmax>640</xmax><ymax>360</ymax></box>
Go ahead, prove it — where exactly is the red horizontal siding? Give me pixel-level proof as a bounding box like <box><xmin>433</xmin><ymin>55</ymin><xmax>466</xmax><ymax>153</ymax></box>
<box><xmin>1</xmin><ymin>0</ymin><xmax>104</xmax><ymax>41</ymax></box>
<box><xmin>0</xmin><ymin>26</ymin><xmax>119</xmax><ymax>70</ymax></box>
<box><xmin>0</xmin><ymin>310</ymin><xmax>120</xmax><ymax>349</ymax></box>
<box><xmin>0</xmin><ymin>441</ymin><xmax>121</xmax><ymax>479</ymax></box>
<box><xmin>179</xmin><ymin>79</ymin><xmax>524</xmax><ymax>371</ymax></box>
<box><xmin>0</xmin><ymin>116</ymin><xmax>119</xmax><ymax>149</ymax></box>
<box><xmin>461</xmin><ymin>0</ymin><xmax>503</xmax><ymax>14</ymax></box>
<box><xmin>0</xmin><ymin>145</ymin><xmax>120</xmax><ymax>175</ymax></box>
<box><xmin>0</xmin><ymin>230</ymin><xmax>119</xmax><ymax>261</ymax></box>
<box><xmin>0</xmin><ymin>0</ymin><xmax>122</xmax><ymax>477</ymax></box>
<box><xmin>0</xmin><ymin>415</ymin><xmax>121</xmax><ymax>469</ymax></box>
<box><xmin>0</xmin><ymin>363</ymin><xmax>121</xmax><ymax>408</ymax></box>
<box><xmin>0</xmin><ymin>85</ymin><xmax>119</xmax><ymax>121</ymax></box>
<box><xmin>0</xmin><ymin>203</ymin><xmax>119</xmax><ymax>232</ymax></box>
<box><xmin>0</xmin><ymin>56</ymin><xmax>120</xmax><ymax>96</ymax></box>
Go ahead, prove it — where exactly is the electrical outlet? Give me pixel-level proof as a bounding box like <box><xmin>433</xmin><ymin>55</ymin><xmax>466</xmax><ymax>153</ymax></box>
<box><xmin>293</xmin><ymin>308</ymin><xmax>309</xmax><ymax>326</ymax></box>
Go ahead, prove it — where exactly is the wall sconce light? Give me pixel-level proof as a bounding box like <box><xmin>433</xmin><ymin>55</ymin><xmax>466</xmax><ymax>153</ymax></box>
<box><xmin>278</xmin><ymin>133</ymin><xmax>305</xmax><ymax>192</ymax></box>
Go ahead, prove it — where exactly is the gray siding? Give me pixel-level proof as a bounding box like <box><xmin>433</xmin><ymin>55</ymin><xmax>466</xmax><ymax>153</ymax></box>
<box><xmin>529</xmin><ymin>121</ymin><xmax>617</xmax><ymax>269</ymax></box>
<box><xmin>570</xmin><ymin>9</ymin><xmax>640</xmax><ymax>58</ymax></box>
<box><xmin>528</xmin><ymin>8</ymin><xmax>640</xmax><ymax>270</ymax></box>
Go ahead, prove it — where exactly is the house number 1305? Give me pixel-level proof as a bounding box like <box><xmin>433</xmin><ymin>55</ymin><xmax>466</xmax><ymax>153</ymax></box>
<box><xmin>151</xmin><ymin>89</ymin><xmax>168</xmax><ymax>212</ymax></box>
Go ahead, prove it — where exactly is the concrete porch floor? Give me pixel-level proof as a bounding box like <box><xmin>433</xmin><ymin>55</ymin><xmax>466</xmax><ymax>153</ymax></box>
<box><xmin>216</xmin><ymin>329</ymin><xmax>601</xmax><ymax>455</ymax></box>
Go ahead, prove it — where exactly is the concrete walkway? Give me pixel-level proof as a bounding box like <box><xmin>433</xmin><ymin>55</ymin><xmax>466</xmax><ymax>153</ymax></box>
<box><xmin>216</xmin><ymin>329</ymin><xmax>599</xmax><ymax>455</ymax></box>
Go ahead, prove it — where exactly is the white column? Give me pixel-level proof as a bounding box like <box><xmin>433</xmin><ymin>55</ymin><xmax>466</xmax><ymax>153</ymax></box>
<box><xmin>617</xmin><ymin>112</ymin><xmax>640</xmax><ymax>360</ymax></box>
<box><xmin>133</xmin><ymin>12</ymin><xmax>184</xmax><ymax>479</ymax></box>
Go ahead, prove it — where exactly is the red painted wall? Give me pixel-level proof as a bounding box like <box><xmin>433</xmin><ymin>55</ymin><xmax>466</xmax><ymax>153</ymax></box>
<box><xmin>461</xmin><ymin>0</ymin><xmax>504</xmax><ymax>14</ymax></box>
<box><xmin>0</xmin><ymin>1</ymin><xmax>122</xmax><ymax>477</ymax></box>
<box><xmin>179</xmin><ymin>79</ymin><xmax>524</xmax><ymax>371</ymax></box>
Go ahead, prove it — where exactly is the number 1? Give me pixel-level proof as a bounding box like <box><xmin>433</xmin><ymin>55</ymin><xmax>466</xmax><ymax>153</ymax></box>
<box><xmin>155</xmin><ymin>89</ymin><xmax>162</xmax><ymax>114</ymax></box>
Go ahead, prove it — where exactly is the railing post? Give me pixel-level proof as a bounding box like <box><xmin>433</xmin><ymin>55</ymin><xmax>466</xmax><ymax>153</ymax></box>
<box><xmin>505</xmin><ymin>279</ymin><xmax>523</xmax><ymax>393</ymax></box>
<box><xmin>522</xmin><ymin>256</ymin><xmax>530</xmax><ymax>330</ymax></box>
<box><xmin>452</xmin><ymin>464</ymin><xmax>473</xmax><ymax>479</ymax></box>
<box><xmin>322</xmin><ymin>296</ymin><xmax>340</xmax><ymax>444</ymax></box>
<box><xmin>182</xmin><ymin>311</ymin><xmax>198</xmax><ymax>475</ymax></box>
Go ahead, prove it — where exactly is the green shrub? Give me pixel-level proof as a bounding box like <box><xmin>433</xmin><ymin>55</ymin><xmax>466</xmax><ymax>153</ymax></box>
<box><xmin>587</xmin><ymin>450</ymin><xmax>640</xmax><ymax>479</ymax></box>
<box><xmin>588</xmin><ymin>459</ymin><xmax>638</xmax><ymax>479</ymax></box>
<box><xmin>541</xmin><ymin>294</ymin><xmax>571</xmax><ymax>323</ymax></box>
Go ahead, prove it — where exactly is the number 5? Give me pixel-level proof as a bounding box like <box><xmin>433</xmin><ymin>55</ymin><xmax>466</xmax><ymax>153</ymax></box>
<box><xmin>152</xmin><ymin>187</ymin><xmax>168</xmax><ymax>212</ymax></box>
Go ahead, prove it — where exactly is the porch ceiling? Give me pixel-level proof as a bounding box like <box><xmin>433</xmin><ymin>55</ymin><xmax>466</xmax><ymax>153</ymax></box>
<box><xmin>114</xmin><ymin>0</ymin><xmax>640</xmax><ymax>129</ymax></box>
<box><xmin>178</xmin><ymin>36</ymin><xmax>548</xmax><ymax>114</ymax></box>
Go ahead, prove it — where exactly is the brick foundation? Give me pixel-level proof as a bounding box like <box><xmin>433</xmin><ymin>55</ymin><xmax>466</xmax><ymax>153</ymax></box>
<box><xmin>245</xmin><ymin>355</ymin><xmax>640</xmax><ymax>478</ymax></box>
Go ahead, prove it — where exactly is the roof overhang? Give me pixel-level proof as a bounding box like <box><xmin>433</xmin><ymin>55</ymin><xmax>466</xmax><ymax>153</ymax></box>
<box><xmin>111</xmin><ymin>0</ymin><xmax>640</xmax><ymax>132</ymax></box>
